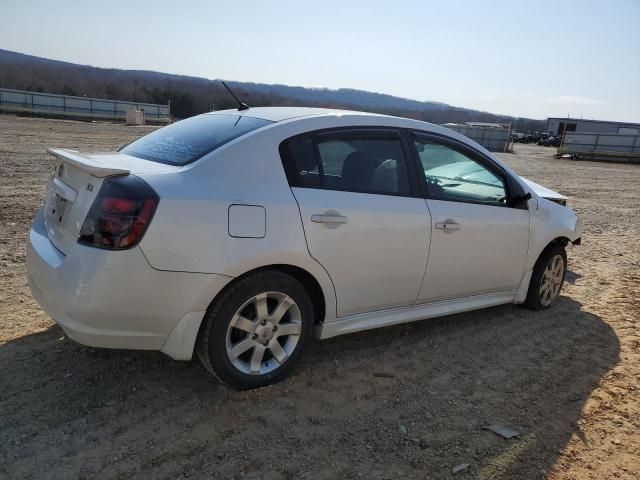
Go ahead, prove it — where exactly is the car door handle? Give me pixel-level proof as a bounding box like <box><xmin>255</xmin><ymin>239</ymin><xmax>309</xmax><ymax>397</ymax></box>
<box><xmin>434</xmin><ymin>221</ymin><xmax>461</xmax><ymax>231</ymax></box>
<box><xmin>311</xmin><ymin>214</ymin><xmax>348</xmax><ymax>224</ymax></box>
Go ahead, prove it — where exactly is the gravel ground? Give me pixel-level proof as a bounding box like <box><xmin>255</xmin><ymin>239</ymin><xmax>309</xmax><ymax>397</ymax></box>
<box><xmin>1</xmin><ymin>116</ymin><xmax>638</xmax><ymax>480</ymax></box>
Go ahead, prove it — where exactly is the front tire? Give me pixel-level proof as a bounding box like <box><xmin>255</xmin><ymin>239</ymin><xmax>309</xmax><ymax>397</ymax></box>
<box><xmin>524</xmin><ymin>244</ymin><xmax>567</xmax><ymax>310</ymax></box>
<box><xmin>196</xmin><ymin>271</ymin><xmax>314</xmax><ymax>389</ymax></box>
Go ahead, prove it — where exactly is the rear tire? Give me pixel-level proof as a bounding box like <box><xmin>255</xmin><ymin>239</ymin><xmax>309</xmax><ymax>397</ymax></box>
<box><xmin>523</xmin><ymin>244</ymin><xmax>567</xmax><ymax>310</ymax></box>
<box><xmin>196</xmin><ymin>270</ymin><xmax>314</xmax><ymax>389</ymax></box>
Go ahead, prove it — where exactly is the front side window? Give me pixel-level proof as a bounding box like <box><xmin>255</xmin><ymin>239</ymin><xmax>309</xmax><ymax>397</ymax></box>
<box><xmin>280</xmin><ymin>130</ymin><xmax>411</xmax><ymax>196</ymax></box>
<box><xmin>122</xmin><ymin>114</ymin><xmax>272</xmax><ymax>165</ymax></box>
<box><xmin>413</xmin><ymin>135</ymin><xmax>507</xmax><ymax>206</ymax></box>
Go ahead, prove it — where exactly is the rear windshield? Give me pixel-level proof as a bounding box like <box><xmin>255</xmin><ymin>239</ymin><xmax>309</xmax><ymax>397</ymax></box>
<box><xmin>121</xmin><ymin>114</ymin><xmax>273</xmax><ymax>165</ymax></box>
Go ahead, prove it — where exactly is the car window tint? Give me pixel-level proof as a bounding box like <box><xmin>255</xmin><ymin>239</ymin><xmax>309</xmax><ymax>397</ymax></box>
<box><xmin>122</xmin><ymin>114</ymin><xmax>272</xmax><ymax>165</ymax></box>
<box><xmin>316</xmin><ymin>140</ymin><xmax>355</xmax><ymax>176</ymax></box>
<box><xmin>280</xmin><ymin>131</ymin><xmax>411</xmax><ymax>196</ymax></box>
<box><xmin>279</xmin><ymin>134</ymin><xmax>322</xmax><ymax>187</ymax></box>
<box><xmin>414</xmin><ymin>138</ymin><xmax>507</xmax><ymax>206</ymax></box>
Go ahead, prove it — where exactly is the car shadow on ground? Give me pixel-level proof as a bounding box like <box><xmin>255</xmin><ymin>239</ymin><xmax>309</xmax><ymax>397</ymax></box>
<box><xmin>565</xmin><ymin>269</ymin><xmax>582</xmax><ymax>285</ymax></box>
<box><xmin>0</xmin><ymin>296</ymin><xmax>619</xmax><ymax>479</ymax></box>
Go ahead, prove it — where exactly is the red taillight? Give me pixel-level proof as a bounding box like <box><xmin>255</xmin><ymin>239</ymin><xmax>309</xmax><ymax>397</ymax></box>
<box><xmin>78</xmin><ymin>175</ymin><xmax>158</xmax><ymax>250</ymax></box>
<box><xmin>101</xmin><ymin>197</ymin><xmax>136</xmax><ymax>214</ymax></box>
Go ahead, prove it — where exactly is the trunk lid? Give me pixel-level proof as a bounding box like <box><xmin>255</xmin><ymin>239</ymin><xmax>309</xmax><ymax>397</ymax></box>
<box><xmin>43</xmin><ymin>149</ymin><xmax>177</xmax><ymax>254</ymax></box>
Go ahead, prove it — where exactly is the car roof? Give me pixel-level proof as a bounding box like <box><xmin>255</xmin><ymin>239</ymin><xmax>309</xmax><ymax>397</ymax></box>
<box><xmin>207</xmin><ymin>106</ymin><xmax>382</xmax><ymax>122</ymax></box>
<box><xmin>203</xmin><ymin>106</ymin><xmax>525</xmax><ymax>190</ymax></box>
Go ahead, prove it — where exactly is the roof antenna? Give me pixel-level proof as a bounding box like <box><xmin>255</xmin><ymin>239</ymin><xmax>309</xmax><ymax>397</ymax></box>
<box><xmin>221</xmin><ymin>81</ymin><xmax>249</xmax><ymax>111</ymax></box>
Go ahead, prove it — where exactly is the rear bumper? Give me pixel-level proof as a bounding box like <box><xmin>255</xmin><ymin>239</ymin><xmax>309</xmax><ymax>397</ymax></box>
<box><xmin>27</xmin><ymin>208</ymin><xmax>231</xmax><ymax>358</ymax></box>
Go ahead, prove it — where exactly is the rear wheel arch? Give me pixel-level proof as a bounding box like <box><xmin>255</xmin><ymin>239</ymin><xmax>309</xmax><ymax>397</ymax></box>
<box><xmin>266</xmin><ymin>265</ymin><xmax>326</xmax><ymax>325</ymax></box>
<box><xmin>197</xmin><ymin>264</ymin><xmax>326</xmax><ymax>340</ymax></box>
<box><xmin>194</xmin><ymin>266</ymin><xmax>320</xmax><ymax>388</ymax></box>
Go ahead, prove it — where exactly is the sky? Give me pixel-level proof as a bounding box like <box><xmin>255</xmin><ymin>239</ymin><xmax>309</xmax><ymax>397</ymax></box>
<box><xmin>1</xmin><ymin>0</ymin><xmax>639</xmax><ymax>121</ymax></box>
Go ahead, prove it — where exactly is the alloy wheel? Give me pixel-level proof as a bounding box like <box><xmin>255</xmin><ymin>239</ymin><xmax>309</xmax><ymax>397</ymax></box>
<box><xmin>225</xmin><ymin>292</ymin><xmax>302</xmax><ymax>375</ymax></box>
<box><xmin>539</xmin><ymin>254</ymin><xmax>564</xmax><ymax>306</ymax></box>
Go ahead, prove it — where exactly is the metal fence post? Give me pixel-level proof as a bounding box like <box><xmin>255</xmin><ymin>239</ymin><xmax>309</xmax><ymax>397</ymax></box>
<box><xmin>505</xmin><ymin>123</ymin><xmax>511</xmax><ymax>152</ymax></box>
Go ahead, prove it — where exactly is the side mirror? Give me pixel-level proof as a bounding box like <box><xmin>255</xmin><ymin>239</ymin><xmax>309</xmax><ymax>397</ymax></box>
<box><xmin>515</xmin><ymin>192</ymin><xmax>532</xmax><ymax>205</ymax></box>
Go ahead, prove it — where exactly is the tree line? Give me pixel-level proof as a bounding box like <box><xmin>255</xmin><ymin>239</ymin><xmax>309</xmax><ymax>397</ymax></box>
<box><xmin>0</xmin><ymin>49</ymin><xmax>545</xmax><ymax>132</ymax></box>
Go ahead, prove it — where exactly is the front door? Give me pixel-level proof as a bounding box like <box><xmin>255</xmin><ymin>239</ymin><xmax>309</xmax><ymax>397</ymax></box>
<box><xmin>280</xmin><ymin>128</ymin><xmax>431</xmax><ymax>317</ymax></box>
<box><xmin>410</xmin><ymin>133</ymin><xmax>530</xmax><ymax>303</ymax></box>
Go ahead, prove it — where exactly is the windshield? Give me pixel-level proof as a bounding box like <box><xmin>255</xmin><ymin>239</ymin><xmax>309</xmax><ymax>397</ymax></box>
<box><xmin>122</xmin><ymin>114</ymin><xmax>273</xmax><ymax>165</ymax></box>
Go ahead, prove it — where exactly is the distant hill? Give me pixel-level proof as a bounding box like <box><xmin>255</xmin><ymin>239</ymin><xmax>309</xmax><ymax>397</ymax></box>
<box><xmin>0</xmin><ymin>49</ymin><xmax>544</xmax><ymax>132</ymax></box>
<box><xmin>225</xmin><ymin>81</ymin><xmax>448</xmax><ymax>113</ymax></box>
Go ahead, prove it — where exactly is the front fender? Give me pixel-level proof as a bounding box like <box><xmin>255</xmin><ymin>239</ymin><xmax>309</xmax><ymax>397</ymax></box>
<box><xmin>527</xmin><ymin>196</ymin><xmax>581</xmax><ymax>272</ymax></box>
<box><xmin>513</xmin><ymin>197</ymin><xmax>580</xmax><ymax>304</ymax></box>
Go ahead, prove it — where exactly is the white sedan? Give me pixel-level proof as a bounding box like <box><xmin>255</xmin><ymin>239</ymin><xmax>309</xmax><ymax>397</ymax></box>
<box><xmin>27</xmin><ymin>107</ymin><xmax>581</xmax><ymax>389</ymax></box>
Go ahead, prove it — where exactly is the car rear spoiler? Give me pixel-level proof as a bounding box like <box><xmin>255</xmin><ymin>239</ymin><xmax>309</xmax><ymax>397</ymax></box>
<box><xmin>47</xmin><ymin>148</ymin><xmax>130</xmax><ymax>178</ymax></box>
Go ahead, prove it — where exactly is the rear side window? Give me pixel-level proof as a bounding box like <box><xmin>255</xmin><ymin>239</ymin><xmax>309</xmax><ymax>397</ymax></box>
<box><xmin>122</xmin><ymin>114</ymin><xmax>272</xmax><ymax>165</ymax></box>
<box><xmin>280</xmin><ymin>130</ymin><xmax>411</xmax><ymax>196</ymax></box>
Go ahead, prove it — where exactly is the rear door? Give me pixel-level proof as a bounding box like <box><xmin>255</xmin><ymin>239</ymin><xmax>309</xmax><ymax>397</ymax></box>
<box><xmin>280</xmin><ymin>128</ymin><xmax>431</xmax><ymax>318</ymax></box>
<box><xmin>409</xmin><ymin>132</ymin><xmax>530</xmax><ymax>303</ymax></box>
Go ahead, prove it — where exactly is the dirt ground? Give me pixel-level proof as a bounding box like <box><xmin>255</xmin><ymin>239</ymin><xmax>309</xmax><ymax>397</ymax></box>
<box><xmin>1</xmin><ymin>116</ymin><xmax>638</xmax><ymax>480</ymax></box>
